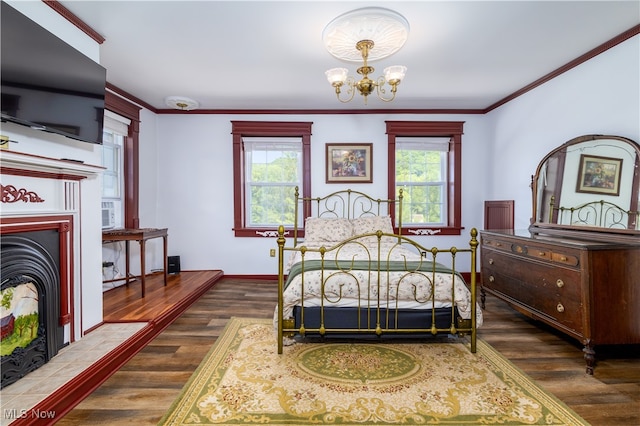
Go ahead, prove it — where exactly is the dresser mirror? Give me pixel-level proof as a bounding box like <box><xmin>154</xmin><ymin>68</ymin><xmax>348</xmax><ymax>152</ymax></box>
<box><xmin>530</xmin><ymin>134</ymin><xmax>640</xmax><ymax>237</ymax></box>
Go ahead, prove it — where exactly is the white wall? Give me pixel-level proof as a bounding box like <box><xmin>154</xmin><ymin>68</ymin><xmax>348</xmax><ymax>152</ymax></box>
<box><xmin>484</xmin><ymin>35</ymin><xmax>640</xmax><ymax>229</ymax></box>
<box><xmin>1</xmin><ymin>1</ymin><xmax>104</xmax><ymax>335</ymax></box>
<box><xmin>152</xmin><ymin>113</ymin><xmax>491</xmax><ymax>275</ymax></box>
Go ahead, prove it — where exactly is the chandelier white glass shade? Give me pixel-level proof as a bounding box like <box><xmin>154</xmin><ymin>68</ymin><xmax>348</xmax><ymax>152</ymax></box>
<box><xmin>323</xmin><ymin>7</ymin><xmax>409</xmax><ymax>104</ymax></box>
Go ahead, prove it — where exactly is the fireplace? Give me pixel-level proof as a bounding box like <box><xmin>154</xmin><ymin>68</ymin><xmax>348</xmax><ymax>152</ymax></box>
<box><xmin>1</xmin><ymin>150</ymin><xmax>102</xmax><ymax>388</ymax></box>
<box><xmin>1</xmin><ymin>225</ymin><xmax>66</xmax><ymax>388</ymax></box>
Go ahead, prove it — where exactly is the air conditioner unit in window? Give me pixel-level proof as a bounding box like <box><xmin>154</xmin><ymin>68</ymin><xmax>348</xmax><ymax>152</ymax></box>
<box><xmin>101</xmin><ymin>201</ymin><xmax>115</xmax><ymax>229</ymax></box>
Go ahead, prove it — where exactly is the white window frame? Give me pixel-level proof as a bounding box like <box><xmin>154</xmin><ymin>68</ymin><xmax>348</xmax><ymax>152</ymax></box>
<box><xmin>243</xmin><ymin>137</ymin><xmax>303</xmax><ymax>228</ymax></box>
<box><xmin>395</xmin><ymin>137</ymin><xmax>450</xmax><ymax>226</ymax></box>
<box><xmin>101</xmin><ymin>110</ymin><xmax>129</xmax><ymax>229</ymax></box>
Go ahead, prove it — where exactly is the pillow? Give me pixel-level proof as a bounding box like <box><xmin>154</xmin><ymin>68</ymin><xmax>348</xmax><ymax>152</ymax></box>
<box><xmin>303</xmin><ymin>217</ymin><xmax>352</xmax><ymax>243</ymax></box>
<box><xmin>351</xmin><ymin>216</ymin><xmax>394</xmax><ymax>236</ymax></box>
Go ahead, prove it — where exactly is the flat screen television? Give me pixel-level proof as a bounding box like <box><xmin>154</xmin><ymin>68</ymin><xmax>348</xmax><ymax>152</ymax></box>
<box><xmin>1</xmin><ymin>2</ymin><xmax>106</xmax><ymax>145</ymax></box>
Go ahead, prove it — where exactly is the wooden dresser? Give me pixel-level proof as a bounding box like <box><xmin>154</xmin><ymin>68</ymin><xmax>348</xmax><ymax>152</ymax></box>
<box><xmin>480</xmin><ymin>229</ymin><xmax>640</xmax><ymax>374</ymax></box>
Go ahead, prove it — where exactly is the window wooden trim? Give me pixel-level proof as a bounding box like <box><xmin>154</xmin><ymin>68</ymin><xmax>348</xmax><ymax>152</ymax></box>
<box><xmin>386</xmin><ymin>121</ymin><xmax>464</xmax><ymax>236</ymax></box>
<box><xmin>232</xmin><ymin>121</ymin><xmax>312</xmax><ymax>237</ymax></box>
<box><xmin>105</xmin><ymin>91</ymin><xmax>141</xmax><ymax>229</ymax></box>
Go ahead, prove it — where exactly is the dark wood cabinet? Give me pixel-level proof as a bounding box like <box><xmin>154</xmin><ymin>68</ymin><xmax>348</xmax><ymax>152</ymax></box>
<box><xmin>480</xmin><ymin>229</ymin><xmax>640</xmax><ymax>374</ymax></box>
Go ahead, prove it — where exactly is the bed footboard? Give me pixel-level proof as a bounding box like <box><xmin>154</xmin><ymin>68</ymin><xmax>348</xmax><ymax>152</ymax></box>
<box><xmin>276</xmin><ymin>227</ymin><xmax>479</xmax><ymax>354</ymax></box>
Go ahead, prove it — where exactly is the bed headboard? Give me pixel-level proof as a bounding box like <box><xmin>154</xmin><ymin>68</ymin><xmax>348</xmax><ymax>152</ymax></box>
<box><xmin>550</xmin><ymin>197</ymin><xmax>639</xmax><ymax>230</ymax></box>
<box><xmin>292</xmin><ymin>187</ymin><xmax>403</xmax><ymax>246</ymax></box>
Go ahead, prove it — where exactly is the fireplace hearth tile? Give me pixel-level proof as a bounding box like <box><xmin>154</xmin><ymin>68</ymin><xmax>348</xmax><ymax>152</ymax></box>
<box><xmin>0</xmin><ymin>322</ymin><xmax>147</xmax><ymax>424</ymax></box>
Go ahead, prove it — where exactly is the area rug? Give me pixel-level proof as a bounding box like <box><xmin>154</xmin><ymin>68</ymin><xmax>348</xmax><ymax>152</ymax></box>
<box><xmin>159</xmin><ymin>317</ymin><xmax>588</xmax><ymax>425</ymax></box>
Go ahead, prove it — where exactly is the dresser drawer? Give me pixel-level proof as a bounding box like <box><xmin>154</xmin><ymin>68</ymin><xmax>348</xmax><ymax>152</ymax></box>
<box><xmin>551</xmin><ymin>251</ymin><xmax>579</xmax><ymax>266</ymax></box>
<box><xmin>481</xmin><ymin>236</ymin><xmax>513</xmax><ymax>252</ymax></box>
<box><xmin>482</xmin><ymin>236</ymin><xmax>579</xmax><ymax>268</ymax></box>
<box><xmin>482</xmin><ymin>249</ymin><xmax>583</xmax><ymax>333</ymax></box>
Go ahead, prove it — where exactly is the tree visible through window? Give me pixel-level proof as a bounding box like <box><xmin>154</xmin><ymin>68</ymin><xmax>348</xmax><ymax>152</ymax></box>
<box><xmin>232</xmin><ymin>121</ymin><xmax>312</xmax><ymax>237</ymax></box>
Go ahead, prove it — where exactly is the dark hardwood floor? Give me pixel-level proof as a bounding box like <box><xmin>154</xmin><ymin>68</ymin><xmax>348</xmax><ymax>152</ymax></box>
<box><xmin>50</xmin><ymin>274</ymin><xmax>640</xmax><ymax>424</ymax></box>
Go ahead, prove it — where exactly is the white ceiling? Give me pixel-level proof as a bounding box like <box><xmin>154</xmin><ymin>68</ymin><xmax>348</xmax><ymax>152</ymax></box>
<box><xmin>59</xmin><ymin>1</ymin><xmax>640</xmax><ymax>112</ymax></box>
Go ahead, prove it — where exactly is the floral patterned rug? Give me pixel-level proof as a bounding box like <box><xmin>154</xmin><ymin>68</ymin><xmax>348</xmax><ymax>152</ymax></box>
<box><xmin>159</xmin><ymin>317</ymin><xmax>588</xmax><ymax>425</ymax></box>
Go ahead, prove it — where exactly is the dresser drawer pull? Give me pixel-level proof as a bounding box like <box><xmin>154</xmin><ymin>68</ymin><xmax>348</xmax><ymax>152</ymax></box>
<box><xmin>556</xmin><ymin>303</ymin><xmax>565</xmax><ymax>313</ymax></box>
<box><xmin>538</xmin><ymin>251</ymin><xmax>546</xmax><ymax>256</ymax></box>
<box><xmin>559</xmin><ymin>256</ymin><xmax>568</xmax><ymax>261</ymax></box>
<box><xmin>489</xmin><ymin>275</ymin><xmax>495</xmax><ymax>283</ymax></box>
<box><xmin>556</xmin><ymin>279</ymin><xmax>564</xmax><ymax>288</ymax></box>
<box><xmin>489</xmin><ymin>258</ymin><xmax>494</xmax><ymax>265</ymax></box>
<box><xmin>495</xmin><ymin>243</ymin><xmax>502</xmax><ymax>247</ymax></box>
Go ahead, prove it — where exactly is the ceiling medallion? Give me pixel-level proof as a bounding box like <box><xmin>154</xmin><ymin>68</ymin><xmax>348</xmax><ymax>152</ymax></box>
<box><xmin>322</xmin><ymin>7</ymin><xmax>410</xmax><ymax>62</ymax></box>
<box><xmin>165</xmin><ymin>96</ymin><xmax>199</xmax><ymax>111</ymax></box>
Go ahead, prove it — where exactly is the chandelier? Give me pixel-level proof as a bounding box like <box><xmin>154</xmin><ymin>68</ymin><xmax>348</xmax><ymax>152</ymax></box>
<box><xmin>323</xmin><ymin>7</ymin><xmax>409</xmax><ymax>104</ymax></box>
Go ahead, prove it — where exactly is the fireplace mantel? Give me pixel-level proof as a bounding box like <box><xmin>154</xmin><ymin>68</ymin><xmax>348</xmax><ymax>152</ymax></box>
<box><xmin>2</xmin><ymin>149</ymin><xmax>104</xmax><ymax>355</ymax></box>
<box><xmin>0</xmin><ymin>150</ymin><xmax>104</xmax><ymax>179</ymax></box>
<box><xmin>1</xmin><ymin>150</ymin><xmax>103</xmax><ymax>216</ymax></box>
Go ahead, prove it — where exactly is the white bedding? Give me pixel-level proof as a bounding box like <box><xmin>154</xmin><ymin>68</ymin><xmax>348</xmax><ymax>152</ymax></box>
<box><xmin>278</xmin><ymin>237</ymin><xmax>483</xmax><ymax>326</ymax></box>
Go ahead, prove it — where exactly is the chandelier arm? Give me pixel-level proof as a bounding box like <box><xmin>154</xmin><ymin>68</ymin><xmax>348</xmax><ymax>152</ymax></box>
<box><xmin>375</xmin><ymin>77</ymin><xmax>397</xmax><ymax>102</ymax></box>
<box><xmin>336</xmin><ymin>77</ymin><xmax>357</xmax><ymax>103</ymax></box>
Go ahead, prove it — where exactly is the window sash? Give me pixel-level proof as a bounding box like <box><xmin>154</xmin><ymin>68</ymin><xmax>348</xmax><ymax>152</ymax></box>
<box><xmin>396</xmin><ymin>138</ymin><xmax>449</xmax><ymax>226</ymax></box>
<box><xmin>397</xmin><ymin>182</ymin><xmax>447</xmax><ymax>226</ymax></box>
<box><xmin>101</xmin><ymin>111</ymin><xmax>129</xmax><ymax>228</ymax></box>
<box><xmin>243</xmin><ymin>137</ymin><xmax>302</xmax><ymax>227</ymax></box>
<box><xmin>101</xmin><ymin>131</ymin><xmax>123</xmax><ymax>199</ymax></box>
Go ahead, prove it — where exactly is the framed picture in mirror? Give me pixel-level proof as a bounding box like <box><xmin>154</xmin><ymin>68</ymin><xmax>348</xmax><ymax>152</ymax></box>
<box><xmin>576</xmin><ymin>154</ymin><xmax>622</xmax><ymax>196</ymax></box>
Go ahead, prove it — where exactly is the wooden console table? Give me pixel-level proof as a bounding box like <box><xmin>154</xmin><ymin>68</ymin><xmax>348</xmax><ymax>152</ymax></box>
<box><xmin>102</xmin><ymin>228</ymin><xmax>168</xmax><ymax>297</ymax></box>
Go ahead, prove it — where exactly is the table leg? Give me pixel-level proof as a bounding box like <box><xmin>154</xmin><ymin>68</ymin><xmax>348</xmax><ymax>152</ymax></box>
<box><xmin>140</xmin><ymin>240</ymin><xmax>146</xmax><ymax>297</ymax></box>
<box><xmin>162</xmin><ymin>235</ymin><xmax>168</xmax><ymax>286</ymax></box>
<box><xmin>125</xmin><ymin>240</ymin><xmax>130</xmax><ymax>286</ymax></box>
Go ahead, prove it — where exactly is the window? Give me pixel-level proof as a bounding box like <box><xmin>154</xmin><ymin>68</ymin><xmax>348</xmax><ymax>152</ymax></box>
<box><xmin>232</xmin><ymin>121</ymin><xmax>312</xmax><ymax>237</ymax></box>
<box><xmin>396</xmin><ymin>137</ymin><xmax>449</xmax><ymax>226</ymax></box>
<box><xmin>101</xmin><ymin>111</ymin><xmax>130</xmax><ymax>229</ymax></box>
<box><xmin>387</xmin><ymin>121</ymin><xmax>464</xmax><ymax>235</ymax></box>
<box><xmin>244</xmin><ymin>138</ymin><xmax>302</xmax><ymax>227</ymax></box>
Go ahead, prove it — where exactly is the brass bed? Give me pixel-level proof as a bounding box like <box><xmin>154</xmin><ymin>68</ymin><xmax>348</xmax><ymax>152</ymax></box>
<box><xmin>275</xmin><ymin>188</ymin><xmax>481</xmax><ymax>354</ymax></box>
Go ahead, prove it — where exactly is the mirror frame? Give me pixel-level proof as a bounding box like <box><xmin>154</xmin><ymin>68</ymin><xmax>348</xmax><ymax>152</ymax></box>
<box><xmin>529</xmin><ymin>134</ymin><xmax>640</xmax><ymax>241</ymax></box>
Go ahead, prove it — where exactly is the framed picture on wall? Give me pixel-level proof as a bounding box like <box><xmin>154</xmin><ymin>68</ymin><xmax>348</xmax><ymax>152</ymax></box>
<box><xmin>576</xmin><ymin>154</ymin><xmax>623</xmax><ymax>196</ymax></box>
<box><xmin>326</xmin><ymin>143</ymin><xmax>373</xmax><ymax>183</ymax></box>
